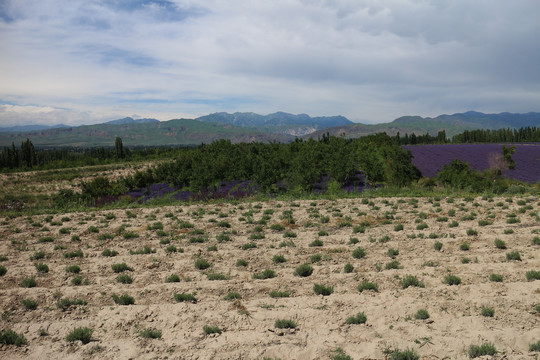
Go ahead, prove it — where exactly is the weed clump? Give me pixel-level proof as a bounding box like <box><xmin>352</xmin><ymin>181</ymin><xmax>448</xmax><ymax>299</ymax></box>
<box><xmin>345</xmin><ymin>312</ymin><xmax>367</xmax><ymax>324</ymax></box>
<box><xmin>468</xmin><ymin>342</ymin><xmax>496</xmax><ymax>358</ymax></box>
<box><xmin>274</xmin><ymin>319</ymin><xmax>297</xmax><ymax>329</ymax></box>
<box><xmin>294</xmin><ymin>263</ymin><xmax>313</xmax><ymax>277</ymax></box>
<box><xmin>111</xmin><ymin>293</ymin><xmax>135</xmax><ymax>305</ymax></box>
<box><xmin>526</xmin><ymin>270</ymin><xmax>540</xmax><ymax>281</ymax></box>
<box><xmin>414</xmin><ymin>309</ymin><xmax>430</xmax><ymax>320</ymax></box>
<box><xmin>0</xmin><ymin>329</ymin><xmax>27</xmax><ymax>346</ymax></box>
<box><xmin>252</xmin><ymin>269</ymin><xmax>275</xmax><ymax>279</ymax></box>
<box><xmin>139</xmin><ymin>328</ymin><xmax>162</xmax><ymax>339</ymax></box>
<box><xmin>203</xmin><ymin>325</ymin><xmax>221</xmax><ymax>335</ymax></box>
<box><xmin>174</xmin><ymin>293</ymin><xmax>197</xmax><ymax>303</ymax></box>
<box><xmin>111</xmin><ymin>263</ymin><xmax>133</xmax><ymax>273</ymax></box>
<box><xmin>352</xmin><ymin>247</ymin><xmax>366</xmax><ymax>259</ymax></box>
<box><xmin>358</xmin><ymin>281</ymin><xmax>378</xmax><ymax>292</ymax></box>
<box><xmin>313</xmin><ymin>283</ymin><xmax>333</xmax><ymax>296</ymax></box>
<box><xmin>66</xmin><ymin>327</ymin><xmax>92</xmax><ymax>344</ymax></box>
<box><xmin>444</xmin><ymin>274</ymin><xmax>462</xmax><ymax>285</ymax></box>
<box><xmin>400</xmin><ymin>275</ymin><xmax>425</xmax><ymax>289</ymax></box>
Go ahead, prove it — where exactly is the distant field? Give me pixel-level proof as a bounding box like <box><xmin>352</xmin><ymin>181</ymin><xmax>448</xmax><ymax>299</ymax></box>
<box><xmin>405</xmin><ymin>143</ymin><xmax>540</xmax><ymax>183</ymax></box>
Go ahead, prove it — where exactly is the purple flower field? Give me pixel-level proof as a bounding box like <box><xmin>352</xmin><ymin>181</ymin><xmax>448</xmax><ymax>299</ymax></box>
<box><xmin>404</xmin><ymin>143</ymin><xmax>540</xmax><ymax>183</ymax></box>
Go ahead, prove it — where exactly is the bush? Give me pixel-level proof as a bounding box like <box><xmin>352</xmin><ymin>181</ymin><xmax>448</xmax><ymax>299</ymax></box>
<box><xmin>352</xmin><ymin>247</ymin><xmax>366</xmax><ymax>259</ymax></box>
<box><xmin>195</xmin><ymin>258</ymin><xmax>211</xmax><ymax>270</ymax></box>
<box><xmin>400</xmin><ymin>275</ymin><xmax>424</xmax><ymax>289</ymax></box>
<box><xmin>174</xmin><ymin>293</ymin><xmax>197</xmax><ymax>303</ymax></box>
<box><xmin>21</xmin><ymin>299</ymin><xmax>38</xmax><ymax>310</ymax></box>
<box><xmin>65</xmin><ymin>265</ymin><xmax>81</xmax><ymax>274</ymax></box>
<box><xmin>358</xmin><ymin>281</ymin><xmax>378</xmax><ymax>292</ymax></box>
<box><xmin>526</xmin><ymin>270</ymin><xmax>540</xmax><ymax>281</ymax></box>
<box><xmin>269</xmin><ymin>290</ymin><xmax>290</xmax><ymax>298</ymax></box>
<box><xmin>0</xmin><ymin>329</ymin><xmax>28</xmax><ymax>346</ymax></box>
<box><xmin>34</xmin><ymin>263</ymin><xmax>49</xmax><ymax>273</ymax></box>
<box><xmin>236</xmin><ymin>259</ymin><xmax>248</xmax><ymax>267</ymax></box>
<box><xmin>56</xmin><ymin>298</ymin><xmax>87</xmax><ymax>311</ymax></box>
<box><xmin>494</xmin><ymin>238</ymin><xmax>507</xmax><ymax>249</ymax></box>
<box><xmin>414</xmin><ymin>309</ymin><xmax>430</xmax><ymax>320</ymax></box>
<box><xmin>313</xmin><ymin>283</ymin><xmax>333</xmax><ymax>296</ymax></box>
<box><xmin>332</xmin><ymin>348</ymin><xmax>352</xmax><ymax>360</ymax></box>
<box><xmin>116</xmin><ymin>274</ymin><xmax>133</xmax><ymax>284</ymax></box>
<box><xmin>444</xmin><ymin>274</ymin><xmax>462</xmax><ymax>285</ymax></box>
<box><xmin>274</xmin><ymin>319</ymin><xmax>297</xmax><ymax>329</ymax></box>
<box><xmin>111</xmin><ymin>293</ymin><xmax>135</xmax><ymax>305</ymax></box>
<box><xmin>309</xmin><ymin>239</ymin><xmax>324</xmax><ymax>247</ymax></box>
<box><xmin>102</xmin><ymin>249</ymin><xmax>118</xmax><ymax>257</ymax></box>
<box><xmin>529</xmin><ymin>341</ymin><xmax>540</xmax><ymax>351</ymax></box>
<box><xmin>139</xmin><ymin>328</ymin><xmax>162</xmax><ymax>339</ymax></box>
<box><xmin>480</xmin><ymin>306</ymin><xmax>494</xmax><ymax>317</ymax></box>
<box><xmin>489</xmin><ymin>274</ymin><xmax>503</xmax><ymax>282</ymax></box>
<box><xmin>207</xmin><ymin>272</ymin><xmax>229</xmax><ymax>280</ymax></box>
<box><xmin>66</xmin><ymin>327</ymin><xmax>92</xmax><ymax>344</ymax></box>
<box><xmin>20</xmin><ymin>276</ymin><xmax>37</xmax><ymax>288</ymax></box>
<box><xmin>64</xmin><ymin>249</ymin><xmax>83</xmax><ymax>258</ymax></box>
<box><xmin>203</xmin><ymin>325</ymin><xmax>221</xmax><ymax>335</ymax></box>
<box><xmin>165</xmin><ymin>274</ymin><xmax>180</xmax><ymax>283</ymax></box>
<box><xmin>345</xmin><ymin>312</ymin><xmax>367</xmax><ymax>324</ymax></box>
<box><xmin>272</xmin><ymin>254</ymin><xmax>286</xmax><ymax>264</ymax></box>
<box><xmin>224</xmin><ymin>292</ymin><xmax>242</xmax><ymax>301</ymax></box>
<box><xmin>294</xmin><ymin>263</ymin><xmax>313</xmax><ymax>277</ymax></box>
<box><xmin>468</xmin><ymin>342</ymin><xmax>496</xmax><ymax>358</ymax></box>
<box><xmin>344</xmin><ymin>263</ymin><xmax>354</xmax><ymax>273</ymax></box>
<box><xmin>252</xmin><ymin>269</ymin><xmax>275</xmax><ymax>279</ymax></box>
<box><xmin>460</xmin><ymin>243</ymin><xmax>470</xmax><ymax>251</ymax></box>
<box><xmin>111</xmin><ymin>263</ymin><xmax>133</xmax><ymax>273</ymax></box>
<box><xmin>434</xmin><ymin>241</ymin><xmax>443</xmax><ymax>251</ymax></box>
<box><xmin>389</xmin><ymin>349</ymin><xmax>420</xmax><ymax>360</ymax></box>
<box><xmin>506</xmin><ymin>251</ymin><xmax>521</xmax><ymax>261</ymax></box>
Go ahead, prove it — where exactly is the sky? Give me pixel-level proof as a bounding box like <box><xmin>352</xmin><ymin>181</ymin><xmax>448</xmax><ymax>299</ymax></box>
<box><xmin>0</xmin><ymin>0</ymin><xmax>539</xmax><ymax>127</ymax></box>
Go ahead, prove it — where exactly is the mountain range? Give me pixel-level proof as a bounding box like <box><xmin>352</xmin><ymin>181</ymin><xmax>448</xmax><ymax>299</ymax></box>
<box><xmin>0</xmin><ymin>111</ymin><xmax>538</xmax><ymax>148</ymax></box>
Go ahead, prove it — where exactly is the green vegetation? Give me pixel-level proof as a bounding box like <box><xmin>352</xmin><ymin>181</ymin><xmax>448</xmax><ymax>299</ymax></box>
<box><xmin>468</xmin><ymin>343</ymin><xmax>496</xmax><ymax>358</ymax></box>
<box><xmin>66</xmin><ymin>327</ymin><xmax>93</xmax><ymax>344</ymax></box>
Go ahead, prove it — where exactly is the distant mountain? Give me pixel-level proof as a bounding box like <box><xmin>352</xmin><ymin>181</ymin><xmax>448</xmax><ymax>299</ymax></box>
<box><xmin>306</xmin><ymin>111</ymin><xmax>540</xmax><ymax>139</ymax></box>
<box><xmin>105</xmin><ymin>117</ymin><xmax>160</xmax><ymax>125</ymax></box>
<box><xmin>197</xmin><ymin>112</ymin><xmax>352</xmax><ymax>136</ymax></box>
<box><xmin>0</xmin><ymin>124</ymin><xmax>69</xmax><ymax>133</ymax></box>
<box><xmin>0</xmin><ymin>118</ymin><xmax>293</xmax><ymax>148</ymax></box>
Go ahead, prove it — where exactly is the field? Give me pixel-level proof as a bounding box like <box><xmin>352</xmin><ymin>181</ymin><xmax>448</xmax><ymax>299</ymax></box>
<box><xmin>1</xmin><ymin>195</ymin><xmax>539</xmax><ymax>359</ymax></box>
<box><xmin>405</xmin><ymin>144</ymin><xmax>540</xmax><ymax>183</ymax></box>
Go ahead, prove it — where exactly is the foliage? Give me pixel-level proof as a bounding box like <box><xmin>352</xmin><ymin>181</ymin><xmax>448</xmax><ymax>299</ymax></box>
<box><xmin>468</xmin><ymin>343</ymin><xmax>496</xmax><ymax>358</ymax></box>
<box><xmin>66</xmin><ymin>327</ymin><xmax>93</xmax><ymax>344</ymax></box>
<box><xmin>0</xmin><ymin>329</ymin><xmax>28</xmax><ymax>346</ymax></box>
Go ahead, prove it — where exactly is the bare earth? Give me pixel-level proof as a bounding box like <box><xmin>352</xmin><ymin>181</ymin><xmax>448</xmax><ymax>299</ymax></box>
<box><xmin>0</xmin><ymin>197</ymin><xmax>539</xmax><ymax>359</ymax></box>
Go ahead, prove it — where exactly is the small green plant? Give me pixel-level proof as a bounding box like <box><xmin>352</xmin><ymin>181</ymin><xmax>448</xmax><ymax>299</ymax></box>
<box><xmin>313</xmin><ymin>283</ymin><xmax>333</xmax><ymax>296</ymax></box>
<box><xmin>387</xmin><ymin>248</ymin><xmax>399</xmax><ymax>258</ymax></box>
<box><xmin>203</xmin><ymin>325</ymin><xmax>221</xmax><ymax>335</ymax></box>
<box><xmin>20</xmin><ymin>276</ymin><xmax>37</xmax><ymax>288</ymax></box>
<box><xmin>294</xmin><ymin>263</ymin><xmax>313</xmax><ymax>277</ymax></box>
<box><xmin>444</xmin><ymin>274</ymin><xmax>462</xmax><ymax>285</ymax></box>
<box><xmin>344</xmin><ymin>263</ymin><xmax>354</xmax><ymax>273</ymax></box>
<box><xmin>434</xmin><ymin>241</ymin><xmax>443</xmax><ymax>251</ymax></box>
<box><xmin>71</xmin><ymin>276</ymin><xmax>84</xmax><ymax>286</ymax></box>
<box><xmin>309</xmin><ymin>239</ymin><xmax>324</xmax><ymax>247</ymax></box>
<box><xmin>283</xmin><ymin>230</ymin><xmax>297</xmax><ymax>238</ymax></box>
<box><xmin>242</xmin><ymin>242</ymin><xmax>257</xmax><ymax>250</ymax></box>
<box><xmin>252</xmin><ymin>269</ymin><xmax>275</xmax><ymax>279</ymax></box>
<box><xmin>401</xmin><ymin>275</ymin><xmax>424</xmax><ymax>289</ymax></box>
<box><xmin>468</xmin><ymin>342</ymin><xmax>496</xmax><ymax>358</ymax></box>
<box><xmin>529</xmin><ymin>341</ymin><xmax>540</xmax><ymax>351</ymax></box>
<box><xmin>56</xmin><ymin>298</ymin><xmax>87</xmax><ymax>311</ymax></box>
<box><xmin>526</xmin><ymin>270</ymin><xmax>540</xmax><ymax>281</ymax></box>
<box><xmin>21</xmin><ymin>299</ymin><xmax>38</xmax><ymax>310</ymax></box>
<box><xmin>30</xmin><ymin>251</ymin><xmax>45</xmax><ymax>260</ymax></box>
<box><xmin>310</xmin><ymin>254</ymin><xmax>322</xmax><ymax>263</ymax></box>
<box><xmin>174</xmin><ymin>293</ymin><xmax>197</xmax><ymax>303</ymax></box>
<box><xmin>38</xmin><ymin>236</ymin><xmax>55</xmax><ymax>243</ymax></box>
<box><xmin>236</xmin><ymin>259</ymin><xmax>248</xmax><ymax>267</ymax></box>
<box><xmin>274</xmin><ymin>319</ymin><xmax>297</xmax><ymax>329</ymax></box>
<box><xmin>139</xmin><ymin>328</ymin><xmax>162</xmax><ymax>339</ymax></box>
<box><xmin>385</xmin><ymin>260</ymin><xmax>401</xmax><ymax>270</ymax></box>
<box><xmin>194</xmin><ymin>258</ymin><xmax>211</xmax><ymax>270</ymax></box>
<box><xmin>532</xmin><ymin>237</ymin><xmax>540</xmax><ymax>245</ymax></box>
<box><xmin>224</xmin><ymin>292</ymin><xmax>242</xmax><ymax>301</ymax></box>
<box><xmin>394</xmin><ymin>224</ymin><xmax>404</xmax><ymax>231</ymax></box>
<box><xmin>34</xmin><ymin>263</ymin><xmax>49</xmax><ymax>273</ymax></box>
<box><xmin>66</xmin><ymin>327</ymin><xmax>93</xmax><ymax>344</ymax></box>
<box><xmin>111</xmin><ymin>293</ymin><xmax>135</xmax><ymax>305</ymax></box>
<box><xmin>494</xmin><ymin>238</ymin><xmax>507</xmax><ymax>249</ymax></box>
<box><xmin>345</xmin><ymin>312</ymin><xmax>367</xmax><ymax>324</ymax></box>
<box><xmin>165</xmin><ymin>274</ymin><xmax>180</xmax><ymax>283</ymax></box>
<box><xmin>207</xmin><ymin>272</ymin><xmax>229</xmax><ymax>280</ymax></box>
<box><xmin>102</xmin><ymin>249</ymin><xmax>118</xmax><ymax>257</ymax></box>
<box><xmin>466</xmin><ymin>229</ymin><xmax>478</xmax><ymax>236</ymax></box>
<box><xmin>269</xmin><ymin>290</ymin><xmax>290</xmax><ymax>298</ymax></box>
<box><xmin>460</xmin><ymin>243</ymin><xmax>470</xmax><ymax>251</ymax></box>
<box><xmin>358</xmin><ymin>281</ymin><xmax>378</xmax><ymax>292</ymax></box>
<box><xmin>352</xmin><ymin>247</ymin><xmax>366</xmax><ymax>259</ymax></box>
<box><xmin>332</xmin><ymin>347</ymin><xmax>353</xmax><ymax>360</ymax></box>
<box><xmin>506</xmin><ymin>251</ymin><xmax>521</xmax><ymax>261</ymax></box>
<box><xmin>414</xmin><ymin>309</ymin><xmax>430</xmax><ymax>320</ymax></box>
<box><xmin>272</xmin><ymin>254</ymin><xmax>286</xmax><ymax>264</ymax></box>
<box><xmin>0</xmin><ymin>329</ymin><xmax>28</xmax><ymax>346</ymax></box>
<box><xmin>480</xmin><ymin>306</ymin><xmax>494</xmax><ymax>317</ymax></box>
<box><xmin>64</xmin><ymin>249</ymin><xmax>83</xmax><ymax>258</ymax></box>
<box><xmin>65</xmin><ymin>265</ymin><xmax>81</xmax><ymax>274</ymax></box>
<box><xmin>489</xmin><ymin>273</ymin><xmax>503</xmax><ymax>282</ymax></box>
<box><xmin>388</xmin><ymin>349</ymin><xmax>420</xmax><ymax>360</ymax></box>
<box><xmin>116</xmin><ymin>274</ymin><xmax>133</xmax><ymax>284</ymax></box>
<box><xmin>111</xmin><ymin>263</ymin><xmax>133</xmax><ymax>273</ymax></box>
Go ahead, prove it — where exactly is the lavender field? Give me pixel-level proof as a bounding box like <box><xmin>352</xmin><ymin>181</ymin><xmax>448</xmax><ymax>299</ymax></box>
<box><xmin>405</xmin><ymin>144</ymin><xmax>540</xmax><ymax>183</ymax></box>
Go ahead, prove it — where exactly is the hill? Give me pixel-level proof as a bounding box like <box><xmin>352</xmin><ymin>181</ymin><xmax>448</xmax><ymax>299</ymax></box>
<box><xmin>0</xmin><ymin>119</ymin><xmax>293</xmax><ymax>148</ymax></box>
<box><xmin>197</xmin><ymin>112</ymin><xmax>352</xmax><ymax>136</ymax></box>
<box><xmin>306</xmin><ymin>111</ymin><xmax>540</xmax><ymax>139</ymax></box>
<box><xmin>0</xmin><ymin>124</ymin><xmax>69</xmax><ymax>133</ymax></box>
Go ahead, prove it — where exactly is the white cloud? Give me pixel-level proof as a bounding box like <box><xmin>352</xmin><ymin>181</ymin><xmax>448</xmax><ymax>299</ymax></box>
<box><xmin>0</xmin><ymin>0</ymin><xmax>539</xmax><ymax>125</ymax></box>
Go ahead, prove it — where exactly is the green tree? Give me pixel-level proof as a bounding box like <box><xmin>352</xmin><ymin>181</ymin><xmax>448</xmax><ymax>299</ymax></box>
<box><xmin>115</xmin><ymin>137</ymin><xmax>125</xmax><ymax>159</ymax></box>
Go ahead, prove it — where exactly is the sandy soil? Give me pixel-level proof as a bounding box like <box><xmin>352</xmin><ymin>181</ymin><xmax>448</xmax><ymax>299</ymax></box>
<box><xmin>0</xmin><ymin>196</ymin><xmax>539</xmax><ymax>359</ymax></box>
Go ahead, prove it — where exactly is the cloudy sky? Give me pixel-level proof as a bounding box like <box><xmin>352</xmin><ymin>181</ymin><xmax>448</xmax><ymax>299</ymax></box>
<box><xmin>1</xmin><ymin>0</ymin><xmax>539</xmax><ymax>126</ymax></box>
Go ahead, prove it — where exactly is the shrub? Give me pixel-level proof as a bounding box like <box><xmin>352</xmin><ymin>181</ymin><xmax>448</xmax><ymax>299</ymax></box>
<box><xmin>344</xmin><ymin>263</ymin><xmax>354</xmax><ymax>273</ymax></box>
<box><xmin>216</xmin><ymin>233</ymin><xmax>232</xmax><ymax>242</ymax></box>
<box><xmin>526</xmin><ymin>270</ymin><xmax>540</xmax><ymax>281</ymax></box>
<box><xmin>494</xmin><ymin>239</ymin><xmax>507</xmax><ymax>249</ymax></box>
<box><xmin>272</xmin><ymin>254</ymin><xmax>286</xmax><ymax>264</ymax></box>
<box><xmin>30</xmin><ymin>251</ymin><xmax>45</xmax><ymax>260</ymax></box>
<box><xmin>416</xmin><ymin>223</ymin><xmax>428</xmax><ymax>230</ymax></box>
<box><xmin>102</xmin><ymin>249</ymin><xmax>118</xmax><ymax>257</ymax></box>
<box><xmin>139</xmin><ymin>328</ymin><xmax>162</xmax><ymax>339</ymax></box>
<box><xmin>236</xmin><ymin>259</ymin><xmax>248</xmax><ymax>267</ymax></box>
<box><xmin>270</xmin><ymin>224</ymin><xmax>285</xmax><ymax>231</ymax></box>
<box><xmin>444</xmin><ymin>274</ymin><xmax>462</xmax><ymax>285</ymax></box>
<box><xmin>38</xmin><ymin>236</ymin><xmax>55</xmax><ymax>243</ymax></box>
<box><xmin>460</xmin><ymin>243</ymin><xmax>470</xmax><ymax>251</ymax></box>
<box><xmin>283</xmin><ymin>231</ymin><xmax>297</xmax><ymax>238</ymax></box>
<box><xmin>489</xmin><ymin>274</ymin><xmax>503</xmax><ymax>282</ymax></box>
<box><xmin>203</xmin><ymin>325</ymin><xmax>221</xmax><ymax>335</ymax></box>
<box><xmin>504</xmin><ymin>229</ymin><xmax>514</xmax><ymax>234</ymax></box>
<box><xmin>294</xmin><ymin>263</ymin><xmax>313</xmax><ymax>277</ymax></box>
<box><xmin>388</xmin><ymin>349</ymin><xmax>420</xmax><ymax>360</ymax></box>
<box><xmin>129</xmin><ymin>246</ymin><xmax>156</xmax><ymax>255</ymax></box>
<box><xmin>414</xmin><ymin>309</ymin><xmax>430</xmax><ymax>320</ymax></box>
<box><xmin>20</xmin><ymin>276</ymin><xmax>37</xmax><ymax>288</ymax></box>
<box><xmin>385</xmin><ymin>260</ymin><xmax>401</xmax><ymax>270</ymax></box>
<box><xmin>252</xmin><ymin>269</ymin><xmax>275</xmax><ymax>279</ymax></box>
<box><xmin>506</xmin><ymin>251</ymin><xmax>521</xmax><ymax>261</ymax></box>
<box><xmin>318</xmin><ymin>230</ymin><xmax>328</xmax><ymax>236</ymax></box>
<box><xmin>332</xmin><ymin>348</ymin><xmax>353</xmax><ymax>360</ymax></box>
<box><xmin>224</xmin><ymin>292</ymin><xmax>242</xmax><ymax>301</ymax></box>
<box><xmin>345</xmin><ymin>312</ymin><xmax>367</xmax><ymax>324</ymax></box>
<box><xmin>165</xmin><ymin>274</ymin><xmax>180</xmax><ymax>283</ymax></box>
<box><xmin>116</xmin><ymin>274</ymin><xmax>133</xmax><ymax>284</ymax></box>
<box><xmin>394</xmin><ymin>224</ymin><xmax>404</xmax><ymax>231</ymax></box>
<box><xmin>529</xmin><ymin>341</ymin><xmax>540</xmax><ymax>352</ymax></box>
<box><xmin>468</xmin><ymin>342</ymin><xmax>496</xmax><ymax>358</ymax></box>
<box><xmin>64</xmin><ymin>249</ymin><xmax>83</xmax><ymax>258</ymax></box>
<box><xmin>480</xmin><ymin>306</ymin><xmax>494</xmax><ymax>317</ymax></box>
<box><xmin>71</xmin><ymin>276</ymin><xmax>83</xmax><ymax>286</ymax></box>
<box><xmin>207</xmin><ymin>272</ymin><xmax>229</xmax><ymax>280</ymax></box>
<box><xmin>34</xmin><ymin>263</ymin><xmax>49</xmax><ymax>273</ymax></box>
<box><xmin>174</xmin><ymin>293</ymin><xmax>197</xmax><ymax>303</ymax></box>
<box><xmin>466</xmin><ymin>229</ymin><xmax>478</xmax><ymax>236</ymax></box>
<box><xmin>401</xmin><ymin>275</ymin><xmax>424</xmax><ymax>289</ymax></box>
<box><xmin>358</xmin><ymin>281</ymin><xmax>378</xmax><ymax>292</ymax></box>
<box><xmin>310</xmin><ymin>254</ymin><xmax>322</xmax><ymax>263</ymax></box>
<box><xmin>66</xmin><ymin>327</ymin><xmax>93</xmax><ymax>344</ymax></box>
<box><xmin>111</xmin><ymin>263</ymin><xmax>133</xmax><ymax>273</ymax></box>
<box><xmin>313</xmin><ymin>283</ymin><xmax>333</xmax><ymax>296</ymax></box>
<box><xmin>309</xmin><ymin>239</ymin><xmax>324</xmax><ymax>247</ymax></box>
<box><xmin>532</xmin><ymin>237</ymin><xmax>540</xmax><ymax>245</ymax></box>
<box><xmin>65</xmin><ymin>265</ymin><xmax>81</xmax><ymax>274</ymax></box>
<box><xmin>269</xmin><ymin>290</ymin><xmax>290</xmax><ymax>298</ymax></box>
<box><xmin>449</xmin><ymin>220</ymin><xmax>459</xmax><ymax>228</ymax></box>
<box><xmin>122</xmin><ymin>231</ymin><xmax>139</xmax><ymax>239</ymax></box>
<box><xmin>57</xmin><ymin>298</ymin><xmax>87</xmax><ymax>311</ymax></box>
<box><xmin>217</xmin><ymin>221</ymin><xmax>231</xmax><ymax>228</ymax></box>
<box><xmin>194</xmin><ymin>258</ymin><xmax>211</xmax><ymax>270</ymax></box>
<box><xmin>274</xmin><ymin>319</ymin><xmax>297</xmax><ymax>329</ymax></box>
<box><xmin>387</xmin><ymin>248</ymin><xmax>399</xmax><ymax>258</ymax></box>
<box><xmin>22</xmin><ymin>299</ymin><xmax>38</xmax><ymax>310</ymax></box>
<box><xmin>434</xmin><ymin>241</ymin><xmax>443</xmax><ymax>251</ymax></box>
<box><xmin>0</xmin><ymin>329</ymin><xmax>28</xmax><ymax>346</ymax></box>
<box><xmin>352</xmin><ymin>247</ymin><xmax>366</xmax><ymax>259</ymax></box>
<box><xmin>111</xmin><ymin>293</ymin><xmax>135</xmax><ymax>305</ymax></box>
<box><xmin>71</xmin><ymin>235</ymin><xmax>81</xmax><ymax>242</ymax></box>
<box><xmin>165</xmin><ymin>245</ymin><xmax>177</xmax><ymax>253</ymax></box>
